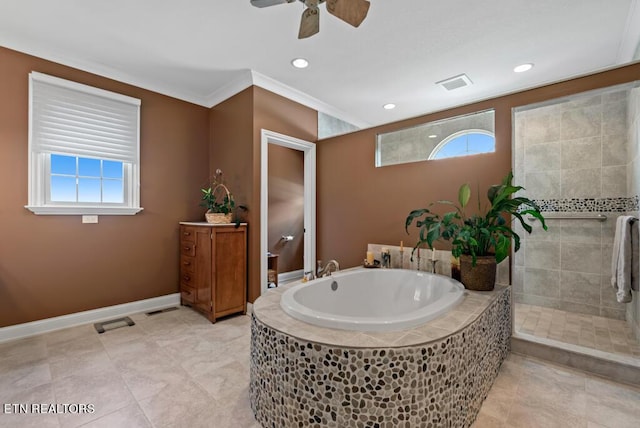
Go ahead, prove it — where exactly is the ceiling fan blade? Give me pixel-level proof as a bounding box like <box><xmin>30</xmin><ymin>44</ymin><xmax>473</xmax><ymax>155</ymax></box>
<box><xmin>326</xmin><ymin>0</ymin><xmax>370</xmax><ymax>27</ymax></box>
<box><xmin>298</xmin><ymin>5</ymin><xmax>319</xmax><ymax>39</ymax></box>
<box><xmin>250</xmin><ymin>0</ymin><xmax>295</xmax><ymax>8</ymax></box>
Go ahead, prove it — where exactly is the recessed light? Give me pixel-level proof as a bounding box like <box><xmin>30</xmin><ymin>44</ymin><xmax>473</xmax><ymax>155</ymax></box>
<box><xmin>291</xmin><ymin>58</ymin><xmax>309</xmax><ymax>69</ymax></box>
<box><xmin>383</xmin><ymin>103</ymin><xmax>396</xmax><ymax>110</ymax></box>
<box><xmin>514</xmin><ymin>63</ymin><xmax>534</xmax><ymax>73</ymax></box>
<box><xmin>428</xmin><ymin>134</ymin><xmax>438</xmax><ymax>139</ymax></box>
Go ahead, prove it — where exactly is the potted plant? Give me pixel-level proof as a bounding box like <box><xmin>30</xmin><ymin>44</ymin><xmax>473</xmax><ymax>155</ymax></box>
<box><xmin>405</xmin><ymin>172</ymin><xmax>546</xmax><ymax>290</ymax></box>
<box><xmin>201</xmin><ymin>169</ymin><xmax>235</xmax><ymax>224</ymax></box>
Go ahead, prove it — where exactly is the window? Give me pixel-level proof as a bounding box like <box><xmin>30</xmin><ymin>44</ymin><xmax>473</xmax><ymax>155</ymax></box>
<box><xmin>375</xmin><ymin>109</ymin><xmax>494</xmax><ymax>167</ymax></box>
<box><xmin>50</xmin><ymin>155</ymin><xmax>124</xmax><ymax>204</ymax></box>
<box><xmin>26</xmin><ymin>72</ymin><xmax>142</xmax><ymax>215</ymax></box>
<box><xmin>428</xmin><ymin>129</ymin><xmax>495</xmax><ymax>160</ymax></box>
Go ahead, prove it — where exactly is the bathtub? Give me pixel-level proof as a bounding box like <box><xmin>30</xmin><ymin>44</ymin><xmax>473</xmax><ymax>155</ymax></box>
<box><xmin>280</xmin><ymin>268</ymin><xmax>465</xmax><ymax>332</ymax></box>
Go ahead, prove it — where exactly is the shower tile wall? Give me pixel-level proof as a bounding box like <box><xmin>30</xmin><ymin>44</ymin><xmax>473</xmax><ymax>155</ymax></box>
<box><xmin>514</xmin><ymin>91</ymin><xmax>631</xmax><ymax>320</ymax></box>
<box><xmin>626</xmin><ymin>86</ymin><xmax>640</xmax><ymax>339</ymax></box>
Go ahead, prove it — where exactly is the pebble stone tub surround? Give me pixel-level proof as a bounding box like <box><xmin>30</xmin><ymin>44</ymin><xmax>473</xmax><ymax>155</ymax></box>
<box><xmin>250</xmin><ymin>278</ymin><xmax>511</xmax><ymax>427</ymax></box>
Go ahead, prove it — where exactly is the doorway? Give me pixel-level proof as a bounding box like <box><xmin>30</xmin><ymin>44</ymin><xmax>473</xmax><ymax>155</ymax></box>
<box><xmin>260</xmin><ymin>130</ymin><xmax>316</xmax><ymax>296</ymax></box>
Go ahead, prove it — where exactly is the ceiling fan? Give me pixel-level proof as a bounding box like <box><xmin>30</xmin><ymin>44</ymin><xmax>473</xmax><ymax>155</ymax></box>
<box><xmin>250</xmin><ymin>0</ymin><xmax>370</xmax><ymax>39</ymax></box>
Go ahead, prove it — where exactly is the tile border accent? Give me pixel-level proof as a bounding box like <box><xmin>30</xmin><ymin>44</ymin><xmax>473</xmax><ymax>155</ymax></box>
<box><xmin>250</xmin><ymin>288</ymin><xmax>511</xmax><ymax>427</ymax></box>
<box><xmin>530</xmin><ymin>195</ymin><xmax>639</xmax><ymax>213</ymax></box>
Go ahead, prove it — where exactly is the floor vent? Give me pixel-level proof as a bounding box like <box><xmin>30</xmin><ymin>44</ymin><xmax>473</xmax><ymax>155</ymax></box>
<box><xmin>94</xmin><ymin>316</ymin><xmax>135</xmax><ymax>334</ymax></box>
<box><xmin>436</xmin><ymin>73</ymin><xmax>473</xmax><ymax>91</ymax></box>
<box><xmin>145</xmin><ymin>306</ymin><xmax>179</xmax><ymax>316</ymax></box>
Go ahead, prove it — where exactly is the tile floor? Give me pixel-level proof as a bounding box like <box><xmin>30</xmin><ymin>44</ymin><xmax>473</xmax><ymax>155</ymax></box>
<box><xmin>0</xmin><ymin>306</ymin><xmax>638</xmax><ymax>428</ymax></box>
<box><xmin>514</xmin><ymin>303</ymin><xmax>640</xmax><ymax>358</ymax></box>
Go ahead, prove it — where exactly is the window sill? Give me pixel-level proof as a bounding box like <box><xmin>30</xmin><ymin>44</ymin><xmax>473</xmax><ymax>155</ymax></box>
<box><xmin>25</xmin><ymin>206</ymin><xmax>144</xmax><ymax>216</ymax></box>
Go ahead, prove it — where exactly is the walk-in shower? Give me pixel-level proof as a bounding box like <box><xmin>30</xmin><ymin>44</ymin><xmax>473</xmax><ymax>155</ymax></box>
<box><xmin>512</xmin><ymin>82</ymin><xmax>640</xmax><ymax>365</ymax></box>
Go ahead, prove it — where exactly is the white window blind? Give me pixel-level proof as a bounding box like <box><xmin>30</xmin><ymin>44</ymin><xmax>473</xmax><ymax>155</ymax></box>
<box><xmin>30</xmin><ymin>72</ymin><xmax>140</xmax><ymax>163</ymax></box>
<box><xmin>26</xmin><ymin>72</ymin><xmax>142</xmax><ymax>216</ymax></box>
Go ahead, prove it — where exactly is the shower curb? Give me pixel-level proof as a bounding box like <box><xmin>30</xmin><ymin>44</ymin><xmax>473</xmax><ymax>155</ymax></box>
<box><xmin>511</xmin><ymin>334</ymin><xmax>640</xmax><ymax>387</ymax></box>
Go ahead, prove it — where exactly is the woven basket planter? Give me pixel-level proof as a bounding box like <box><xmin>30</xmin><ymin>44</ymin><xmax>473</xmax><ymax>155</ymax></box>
<box><xmin>459</xmin><ymin>254</ymin><xmax>496</xmax><ymax>291</ymax></box>
<box><xmin>205</xmin><ymin>212</ymin><xmax>233</xmax><ymax>224</ymax></box>
<box><xmin>204</xmin><ymin>183</ymin><xmax>233</xmax><ymax>224</ymax></box>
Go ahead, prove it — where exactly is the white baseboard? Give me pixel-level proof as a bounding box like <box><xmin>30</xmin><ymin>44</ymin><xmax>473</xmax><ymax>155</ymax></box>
<box><xmin>0</xmin><ymin>293</ymin><xmax>180</xmax><ymax>343</ymax></box>
<box><xmin>279</xmin><ymin>269</ymin><xmax>304</xmax><ymax>284</ymax></box>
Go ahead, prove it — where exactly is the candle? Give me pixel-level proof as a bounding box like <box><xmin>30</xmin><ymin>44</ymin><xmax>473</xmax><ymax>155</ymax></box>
<box><xmin>400</xmin><ymin>241</ymin><xmax>404</xmax><ymax>251</ymax></box>
<box><xmin>366</xmin><ymin>251</ymin><xmax>374</xmax><ymax>265</ymax></box>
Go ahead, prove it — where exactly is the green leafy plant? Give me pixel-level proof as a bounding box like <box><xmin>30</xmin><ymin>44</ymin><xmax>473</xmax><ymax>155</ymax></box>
<box><xmin>405</xmin><ymin>172</ymin><xmax>547</xmax><ymax>266</ymax></box>
<box><xmin>201</xmin><ymin>169</ymin><xmax>235</xmax><ymax>214</ymax></box>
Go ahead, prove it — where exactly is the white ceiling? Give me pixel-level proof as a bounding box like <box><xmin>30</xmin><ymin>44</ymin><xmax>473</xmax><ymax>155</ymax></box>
<box><xmin>1</xmin><ymin>0</ymin><xmax>639</xmax><ymax>129</ymax></box>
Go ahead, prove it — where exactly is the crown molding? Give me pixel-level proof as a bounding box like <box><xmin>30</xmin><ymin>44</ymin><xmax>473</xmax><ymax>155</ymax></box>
<box><xmin>201</xmin><ymin>70</ymin><xmax>255</xmax><ymax>107</ymax></box>
<box><xmin>5</xmin><ymin>42</ymin><xmax>370</xmax><ymax>128</ymax></box>
<box><xmin>3</xmin><ymin>42</ymin><xmax>212</xmax><ymax>107</ymax></box>
<box><xmin>249</xmin><ymin>71</ymin><xmax>370</xmax><ymax>129</ymax></box>
<box><xmin>203</xmin><ymin>69</ymin><xmax>370</xmax><ymax>129</ymax></box>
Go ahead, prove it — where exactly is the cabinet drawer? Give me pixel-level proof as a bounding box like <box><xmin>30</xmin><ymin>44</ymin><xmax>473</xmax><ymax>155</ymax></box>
<box><xmin>180</xmin><ymin>284</ymin><xmax>195</xmax><ymax>304</ymax></box>
<box><xmin>180</xmin><ymin>255</ymin><xmax>195</xmax><ymax>274</ymax></box>
<box><xmin>180</xmin><ymin>226</ymin><xmax>196</xmax><ymax>243</ymax></box>
<box><xmin>180</xmin><ymin>271</ymin><xmax>195</xmax><ymax>286</ymax></box>
<box><xmin>181</xmin><ymin>242</ymin><xmax>196</xmax><ymax>257</ymax></box>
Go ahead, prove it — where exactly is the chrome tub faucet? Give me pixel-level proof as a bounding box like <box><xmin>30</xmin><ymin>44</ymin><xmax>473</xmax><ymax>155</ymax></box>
<box><xmin>317</xmin><ymin>260</ymin><xmax>340</xmax><ymax>277</ymax></box>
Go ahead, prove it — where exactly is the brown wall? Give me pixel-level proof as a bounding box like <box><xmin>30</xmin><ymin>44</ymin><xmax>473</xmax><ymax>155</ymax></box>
<box><xmin>317</xmin><ymin>62</ymin><xmax>640</xmax><ymax>269</ymax></box>
<box><xmin>209</xmin><ymin>87</ymin><xmax>254</xmax><ymax>208</ymax></box>
<box><xmin>210</xmin><ymin>86</ymin><xmax>317</xmax><ymax>302</ymax></box>
<box><xmin>0</xmin><ymin>47</ymin><xmax>210</xmax><ymax>327</ymax></box>
<box><xmin>3</xmin><ymin>46</ymin><xmax>637</xmax><ymax>326</ymax></box>
<box><xmin>253</xmin><ymin>87</ymin><xmax>317</xmax><ymax>299</ymax></box>
<box><xmin>268</xmin><ymin>144</ymin><xmax>304</xmax><ymax>273</ymax></box>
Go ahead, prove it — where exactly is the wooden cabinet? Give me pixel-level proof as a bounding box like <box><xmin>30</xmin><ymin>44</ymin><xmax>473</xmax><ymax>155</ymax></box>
<box><xmin>179</xmin><ymin>222</ymin><xmax>247</xmax><ymax>322</ymax></box>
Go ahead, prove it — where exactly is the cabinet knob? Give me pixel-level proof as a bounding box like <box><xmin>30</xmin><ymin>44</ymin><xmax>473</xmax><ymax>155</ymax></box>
<box><xmin>183</xmin><ymin>275</ymin><xmax>190</xmax><ymax>281</ymax></box>
<box><xmin>183</xmin><ymin>261</ymin><xmax>191</xmax><ymax>266</ymax></box>
<box><xmin>183</xmin><ymin>232</ymin><xmax>191</xmax><ymax>236</ymax></box>
<box><xmin>184</xmin><ymin>246</ymin><xmax>191</xmax><ymax>251</ymax></box>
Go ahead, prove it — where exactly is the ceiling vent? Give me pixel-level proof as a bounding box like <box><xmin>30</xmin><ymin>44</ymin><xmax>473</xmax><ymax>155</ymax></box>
<box><xmin>436</xmin><ymin>74</ymin><xmax>473</xmax><ymax>91</ymax></box>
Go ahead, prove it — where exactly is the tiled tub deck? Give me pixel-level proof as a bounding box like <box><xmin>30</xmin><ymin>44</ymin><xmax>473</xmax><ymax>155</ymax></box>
<box><xmin>250</xmin><ymin>279</ymin><xmax>511</xmax><ymax>428</ymax></box>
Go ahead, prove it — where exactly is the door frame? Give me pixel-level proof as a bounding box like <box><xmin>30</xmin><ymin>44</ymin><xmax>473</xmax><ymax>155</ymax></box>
<box><xmin>260</xmin><ymin>129</ymin><xmax>316</xmax><ymax>295</ymax></box>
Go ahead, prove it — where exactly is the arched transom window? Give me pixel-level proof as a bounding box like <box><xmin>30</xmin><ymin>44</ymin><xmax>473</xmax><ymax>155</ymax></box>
<box><xmin>428</xmin><ymin>129</ymin><xmax>495</xmax><ymax>160</ymax></box>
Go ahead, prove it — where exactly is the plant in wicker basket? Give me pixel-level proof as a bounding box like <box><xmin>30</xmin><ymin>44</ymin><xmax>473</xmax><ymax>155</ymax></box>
<box><xmin>201</xmin><ymin>169</ymin><xmax>235</xmax><ymax>224</ymax></box>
